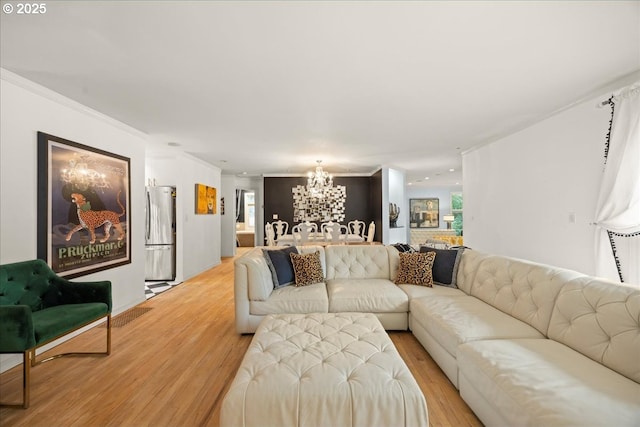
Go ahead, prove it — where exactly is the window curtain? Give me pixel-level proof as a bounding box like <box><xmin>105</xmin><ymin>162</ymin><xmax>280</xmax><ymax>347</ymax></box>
<box><xmin>594</xmin><ymin>82</ymin><xmax>640</xmax><ymax>285</ymax></box>
<box><xmin>235</xmin><ymin>189</ymin><xmax>244</xmax><ymax>222</ymax></box>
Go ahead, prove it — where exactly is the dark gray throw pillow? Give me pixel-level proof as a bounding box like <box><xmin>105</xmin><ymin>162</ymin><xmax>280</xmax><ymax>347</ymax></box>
<box><xmin>262</xmin><ymin>246</ymin><xmax>299</xmax><ymax>288</ymax></box>
<box><xmin>419</xmin><ymin>246</ymin><xmax>465</xmax><ymax>288</ymax></box>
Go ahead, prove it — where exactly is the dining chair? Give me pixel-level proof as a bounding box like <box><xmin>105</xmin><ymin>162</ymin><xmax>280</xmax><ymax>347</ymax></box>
<box><xmin>264</xmin><ymin>222</ymin><xmax>276</xmax><ymax>246</ymax></box>
<box><xmin>272</xmin><ymin>220</ymin><xmax>289</xmax><ymax>240</ymax></box>
<box><xmin>366</xmin><ymin>221</ymin><xmax>376</xmax><ymax>243</ymax></box>
<box><xmin>292</xmin><ymin>223</ymin><xmax>312</xmax><ymax>246</ymax></box>
<box><xmin>348</xmin><ymin>220</ymin><xmax>366</xmax><ymax>238</ymax></box>
<box><xmin>320</xmin><ymin>221</ymin><xmax>336</xmax><ymax>237</ymax></box>
<box><xmin>302</xmin><ymin>221</ymin><xmax>318</xmax><ymax>233</ymax></box>
<box><xmin>319</xmin><ymin>222</ymin><xmax>328</xmax><ymax>234</ymax></box>
<box><xmin>324</xmin><ymin>222</ymin><xmax>346</xmax><ymax>244</ymax></box>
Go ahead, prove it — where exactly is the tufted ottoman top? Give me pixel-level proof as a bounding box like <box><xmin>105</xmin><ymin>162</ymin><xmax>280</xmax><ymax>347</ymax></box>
<box><xmin>221</xmin><ymin>312</ymin><xmax>428</xmax><ymax>427</ymax></box>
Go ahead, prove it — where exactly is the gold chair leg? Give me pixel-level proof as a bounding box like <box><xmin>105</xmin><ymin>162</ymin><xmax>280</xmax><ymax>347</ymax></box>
<box><xmin>23</xmin><ymin>350</ymin><xmax>30</xmax><ymax>409</ymax></box>
<box><xmin>0</xmin><ymin>350</ymin><xmax>30</xmax><ymax>409</ymax></box>
<box><xmin>106</xmin><ymin>314</ymin><xmax>112</xmax><ymax>355</ymax></box>
<box><xmin>33</xmin><ymin>315</ymin><xmax>112</xmax><ymax>365</ymax></box>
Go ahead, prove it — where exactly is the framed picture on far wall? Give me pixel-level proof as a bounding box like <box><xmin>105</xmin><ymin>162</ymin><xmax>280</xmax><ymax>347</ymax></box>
<box><xmin>37</xmin><ymin>132</ymin><xmax>131</xmax><ymax>278</ymax></box>
<box><xmin>409</xmin><ymin>198</ymin><xmax>439</xmax><ymax>228</ymax></box>
<box><xmin>195</xmin><ymin>183</ymin><xmax>216</xmax><ymax>214</ymax></box>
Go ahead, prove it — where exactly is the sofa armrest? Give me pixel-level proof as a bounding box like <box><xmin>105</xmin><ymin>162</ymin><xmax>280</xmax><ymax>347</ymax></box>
<box><xmin>49</xmin><ymin>277</ymin><xmax>112</xmax><ymax>312</ymax></box>
<box><xmin>235</xmin><ymin>250</ymin><xmax>275</xmax><ymax>301</ymax></box>
<box><xmin>0</xmin><ymin>305</ymin><xmax>36</xmax><ymax>352</ymax></box>
<box><xmin>234</xmin><ymin>262</ymin><xmax>252</xmax><ymax>334</ymax></box>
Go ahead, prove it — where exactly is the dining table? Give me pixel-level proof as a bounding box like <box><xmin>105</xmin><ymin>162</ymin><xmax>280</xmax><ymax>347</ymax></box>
<box><xmin>276</xmin><ymin>232</ymin><xmax>364</xmax><ymax>246</ymax></box>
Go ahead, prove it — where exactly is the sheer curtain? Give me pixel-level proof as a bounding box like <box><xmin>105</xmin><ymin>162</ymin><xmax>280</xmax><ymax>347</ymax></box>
<box><xmin>594</xmin><ymin>83</ymin><xmax>640</xmax><ymax>286</ymax></box>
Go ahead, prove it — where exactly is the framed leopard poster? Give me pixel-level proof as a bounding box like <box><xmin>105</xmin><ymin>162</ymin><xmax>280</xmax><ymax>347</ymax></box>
<box><xmin>37</xmin><ymin>132</ymin><xmax>131</xmax><ymax>278</ymax></box>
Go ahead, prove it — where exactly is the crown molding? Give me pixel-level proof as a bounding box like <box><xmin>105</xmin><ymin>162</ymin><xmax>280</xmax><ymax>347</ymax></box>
<box><xmin>1</xmin><ymin>68</ymin><xmax>149</xmax><ymax>141</ymax></box>
<box><xmin>462</xmin><ymin>69</ymin><xmax>640</xmax><ymax>156</ymax></box>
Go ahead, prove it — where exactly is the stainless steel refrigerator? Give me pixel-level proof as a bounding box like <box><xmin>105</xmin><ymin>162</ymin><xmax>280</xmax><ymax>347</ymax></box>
<box><xmin>145</xmin><ymin>186</ymin><xmax>176</xmax><ymax>281</ymax></box>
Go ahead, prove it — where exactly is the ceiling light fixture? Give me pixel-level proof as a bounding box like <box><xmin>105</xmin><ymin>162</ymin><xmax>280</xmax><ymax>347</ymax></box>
<box><xmin>307</xmin><ymin>160</ymin><xmax>333</xmax><ymax>198</ymax></box>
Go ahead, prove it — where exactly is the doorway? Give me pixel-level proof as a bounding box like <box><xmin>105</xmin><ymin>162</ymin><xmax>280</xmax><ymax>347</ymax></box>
<box><xmin>236</xmin><ymin>189</ymin><xmax>255</xmax><ymax>247</ymax></box>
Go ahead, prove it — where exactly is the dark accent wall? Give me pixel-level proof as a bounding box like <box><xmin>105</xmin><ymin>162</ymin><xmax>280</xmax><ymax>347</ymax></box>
<box><xmin>264</xmin><ymin>177</ymin><xmax>303</xmax><ymax>226</ymax></box>
<box><xmin>264</xmin><ymin>175</ymin><xmax>380</xmax><ymax>233</ymax></box>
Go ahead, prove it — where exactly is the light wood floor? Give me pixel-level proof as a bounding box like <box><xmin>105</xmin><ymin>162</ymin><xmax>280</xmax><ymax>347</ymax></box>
<box><xmin>0</xmin><ymin>249</ymin><xmax>482</xmax><ymax>427</ymax></box>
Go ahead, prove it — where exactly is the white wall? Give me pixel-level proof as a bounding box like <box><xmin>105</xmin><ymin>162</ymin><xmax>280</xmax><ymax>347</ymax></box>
<box><xmin>146</xmin><ymin>154</ymin><xmax>221</xmax><ymax>280</ymax></box>
<box><xmin>463</xmin><ymin>74</ymin><xmax>640</xmax><ymax>275</ymax></box>
<box><xmin>383</xmin><ymin>167</ymin><xmax>406</xmax><ymax>244</ymax></box>
<box><xmin>1</xmin><ymin>70</ymin><xmax>147</xmax><ymax>370</ymax></box>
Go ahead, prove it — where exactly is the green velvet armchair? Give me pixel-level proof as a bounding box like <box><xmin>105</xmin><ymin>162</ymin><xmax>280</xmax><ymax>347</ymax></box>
<box><xmin>0</xmin><ymin>259</ymin><xmax>112</xmax><ymax>408</ymax></box>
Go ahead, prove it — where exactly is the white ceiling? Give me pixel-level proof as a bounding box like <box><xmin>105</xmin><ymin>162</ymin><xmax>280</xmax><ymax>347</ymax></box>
<box><xmin>1</xmin><ymin>1</ymin><xmax>639</xmax><ymax>187</ymax></box>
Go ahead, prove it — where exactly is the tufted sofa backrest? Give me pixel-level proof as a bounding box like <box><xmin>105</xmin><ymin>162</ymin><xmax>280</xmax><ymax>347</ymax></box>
<box><xmin>325</xmin><ymin>245</ymin><xmax>394</xmax><ymax>280</ymax></box>
<box><xmin>548</xmin><ymin>277</ymin><xmax>640</xmax><ymax>383</ymax></box>
<box><xmin>456</xmin><ymin>249</ymin><xmax>492</xmax><ymax>295</ymax></box>
<box><xmin>468</xmin><ymin>255</ymin><xmax>584</xmax><ymax>335</ymax></box>
<box><xmin>0</xmin><ymin>259</ymin><xmax>60</xmax><ymax>312</ymax></box>
<box><xmin>237</xmin><ymin>246</ymin><xmax>327</xmax><ymax>301</ymax></box>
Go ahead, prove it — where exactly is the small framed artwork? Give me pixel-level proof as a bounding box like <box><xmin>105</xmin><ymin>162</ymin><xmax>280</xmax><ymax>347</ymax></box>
<box><xmin>195</xmin><ymin>183</ymin><xmax>216</xmax><ymax>214</ymax></box>
<box><xmin>37</xmin><ymin>132</ymin><xmax>131</xmax><ymax>278</ymax></box>
<box><xmin>409</xmin><ymin>198</ymin><xmax>439</xmax><ymax>228</ymax></box>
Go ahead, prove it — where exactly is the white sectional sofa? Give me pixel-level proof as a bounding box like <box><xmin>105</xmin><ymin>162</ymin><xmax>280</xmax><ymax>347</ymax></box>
<box><xmin>233</xmin><ymin>244</ymin><xmax>640</xmax><ymax>426</ymax></box>
<box><xmin>234</xmin><ymin>245</ymin><xmax>406</xmax><ymax>334</ymax></box>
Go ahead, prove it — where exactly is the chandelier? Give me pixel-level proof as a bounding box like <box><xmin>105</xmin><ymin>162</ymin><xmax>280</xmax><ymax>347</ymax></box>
<box><xmin>60</xmin><ymin>156</ymin><xmax>110</xmax><ymax>191</ymax></box>
<box><xmin>307</xmin><ymin>160</ymin><xmax>333</xmax><ymax>198</ymax></box>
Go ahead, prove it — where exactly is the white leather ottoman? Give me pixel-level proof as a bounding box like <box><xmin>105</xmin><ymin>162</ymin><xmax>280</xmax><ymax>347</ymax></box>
<box><xmin>220</xmin><ymin>313</ymin><xmax>429</xmax><ymax>427</ymax></box>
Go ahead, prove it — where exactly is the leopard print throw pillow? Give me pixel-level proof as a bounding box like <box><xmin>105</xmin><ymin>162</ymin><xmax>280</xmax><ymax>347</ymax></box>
<box><xmin>290</xmin><ymin>251</ymin><xmax>325</xmax><ymax>286</ymax></box>
<box><xmin>394</xmin><ymin>251</ymin><xmax>436</xmax><ymax>286</ymax></box>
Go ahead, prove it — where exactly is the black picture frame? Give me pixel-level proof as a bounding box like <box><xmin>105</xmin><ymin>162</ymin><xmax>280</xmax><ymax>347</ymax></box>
<box><xmin>37</xmin><ymin>132</ymin><xmax>131</xmax><ymax>278</ymax></box>
<box><xmin>409</xmin><ymin>198</ymin><xmax>439</xmax><ymax>228</ymax></box>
